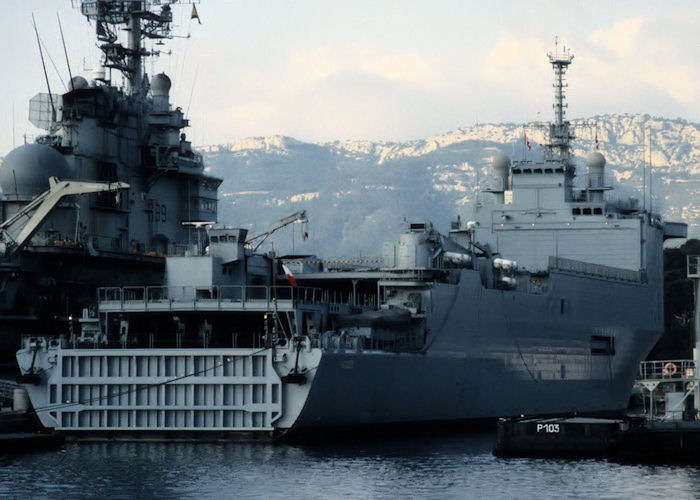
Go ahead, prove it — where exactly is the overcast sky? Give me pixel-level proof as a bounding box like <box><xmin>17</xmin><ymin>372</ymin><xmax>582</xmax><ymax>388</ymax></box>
<box><xmin>0</xmin><ymin>0</ymin><xmax>697</xmax><ymax>155</ymax></box>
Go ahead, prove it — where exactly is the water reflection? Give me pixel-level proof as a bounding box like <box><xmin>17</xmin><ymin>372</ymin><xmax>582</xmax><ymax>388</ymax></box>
<box><xmin>1</xmin><ymin>431</ymin><xmax>700</xmax><ymax>498</ymax></box>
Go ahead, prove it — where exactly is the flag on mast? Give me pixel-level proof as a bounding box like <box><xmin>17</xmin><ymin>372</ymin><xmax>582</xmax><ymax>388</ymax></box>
<box><xmin>191</xmin><ymin>4</ymin><xmax>202</xmax><ymax>24</ymax></box>
<box><xmin>282</xmin><ymin>264</ymin><xmax>298</xmax><ymax>288</ymax></box>
<box><xmin>595</xmin><ymin>131</ymin><xmax>599</xmax><ymax>150</ymax></box>
<box><xmin>524</xmin><ymin>130</ymin><xmax>531</xmax><ymax>151</ymax></box>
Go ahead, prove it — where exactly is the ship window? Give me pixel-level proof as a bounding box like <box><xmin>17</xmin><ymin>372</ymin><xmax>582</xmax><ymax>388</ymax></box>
<box><xmin>512</xmin><ymin>168</ymin><xmax>521</xmax><ymax>174</ymax></box>
<box><xmin>523</xmin><ymin>168</ymin><xmax>532</xmax><ymax>174</ymax></box>
<box><xmin>555</xmin><ymin>168</ymin><xmax>564</xmax><ymax>173</ymax></box>
<box><xmin>211</xmin><ymin>236</ymin><xmax>219</xmax><ymax>243</ymax></box>
<box><xmin>583</xmin><ymin>208</ymin><xmax>592</xmax><ymax>215</ymax></box>
<box><xmin>591</xmin><ymin>335</ymin><xmax>615</xmax><ymax>355</ymax></box>
<box><xmin>545</xmin><ymin>168</ymin><xmax>553</xmax><ymax>173</ymax></box>
<box><xmin>572</xmin><ymin>208</ymin><xmax>581</xmax><ymax>215</ymax></box>
<box><xmin>593</xmin><ymin>207</ymin><xmax>602</xmax><ymax>215</ymax></box>
<box><xmin>534</xmin><ymin>168</ymin><xmax>543</xmax><ymax>174</ymax></box>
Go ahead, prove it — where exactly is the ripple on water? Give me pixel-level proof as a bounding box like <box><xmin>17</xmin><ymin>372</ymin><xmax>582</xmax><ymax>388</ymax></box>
<box><xmin>1</xmin><ymin>433</ymin><xmax>700</xmax><ymax>499</ymax></box>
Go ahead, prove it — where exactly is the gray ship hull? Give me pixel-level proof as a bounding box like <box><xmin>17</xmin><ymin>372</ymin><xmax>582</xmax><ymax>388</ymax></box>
<box><xmin>294</xmin><ymin>269</ymin><xmax>660</xmax><ymax>428</ymax></box>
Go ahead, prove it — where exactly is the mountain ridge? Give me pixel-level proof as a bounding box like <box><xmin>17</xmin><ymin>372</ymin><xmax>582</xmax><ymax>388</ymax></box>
<box><xmin>200</xmin><ymin>113</ymin><xmax>699</xmax><ymax>256</ymax></box>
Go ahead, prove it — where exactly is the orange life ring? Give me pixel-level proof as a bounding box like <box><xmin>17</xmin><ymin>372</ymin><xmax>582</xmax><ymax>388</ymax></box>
<box><xmin>531</xmin><ymin>278</ymin><xmax>542</xmax><ymax>287</ymax></box>
<box><xmin>663</xmin><ymin>362</ymin><xmax>678</xmax><ymax>376</ymax></box>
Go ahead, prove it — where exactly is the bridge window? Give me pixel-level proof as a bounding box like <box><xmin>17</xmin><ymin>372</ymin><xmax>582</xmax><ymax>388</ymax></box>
<box><xmin>583</xmin><ymin>208</ymin><xmax>592</xmax><ymax>215</ymax></box>
<box><xmin>572</xmin><ymin>208</ymin><xmax>581</xmax><ymax>216</ymax></box>
<box><xmin>593</xmin><ymin>207</ymin><xmax>602</xmax><ymax>215</ymax></box>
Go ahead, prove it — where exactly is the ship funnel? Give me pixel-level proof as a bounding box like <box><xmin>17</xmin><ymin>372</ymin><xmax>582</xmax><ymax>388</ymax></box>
<box><xmin>151</xmin><ymin>73</ymin><xmax>172</xmax><ymax>112</ymax></box>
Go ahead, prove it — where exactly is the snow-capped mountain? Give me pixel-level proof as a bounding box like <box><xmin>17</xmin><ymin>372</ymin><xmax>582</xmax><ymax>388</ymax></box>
<box><xmin>200</xmin><ymin>114</ymin><xmax>699</xmax><ymax>256</ymax></box>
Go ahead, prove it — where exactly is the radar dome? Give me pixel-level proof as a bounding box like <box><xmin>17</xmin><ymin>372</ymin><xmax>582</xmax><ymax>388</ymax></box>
<box><xmin>151</xmin><ymin>73</ymin><xmax>172</xmax><ymax>96</ymax></box>
<box><xmin>68</xmin><ymin>76</ymin><xmax>89</xmax><ymax>90</ymax></box>
<box><xmin>586</xmin><ymin>152</ymin><xmax>606</xmax><ymax>172</ymax></box>
<box><xmin>0</xmin><ymin>144</ymin><xmax>73</xmax><ymax>198</ymax></box>
<box><xmin>492</xmin><ymin>153</ymin><xmax>511</xmax><ymax>174</ymax></box>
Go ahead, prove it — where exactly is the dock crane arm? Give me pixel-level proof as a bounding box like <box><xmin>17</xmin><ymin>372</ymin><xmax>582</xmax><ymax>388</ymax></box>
<box><xmin>245</xmin><ymin>210</ymin><xmax>308</xmax><ymax>251</ymax></box>
<box><xmin>0</xmin><ymin>177</ymin><xmax>130</xmax><ymax>258</ymax></box>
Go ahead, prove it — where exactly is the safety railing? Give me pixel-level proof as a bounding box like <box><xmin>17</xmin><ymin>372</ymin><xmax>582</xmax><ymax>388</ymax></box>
<box><xmin>638</xmin><ymin>359</ymin><xmax>696</xmax><ymax>381</ymax></box>
<box><xmin>98</xmin><ymin>285</ymin><xmax>330</xmax><ymax>311</ymax></box>
<box><xmin>549</xmin><ymin>256</ymin><xmax>645</xmax><ymax>283</ymax></box>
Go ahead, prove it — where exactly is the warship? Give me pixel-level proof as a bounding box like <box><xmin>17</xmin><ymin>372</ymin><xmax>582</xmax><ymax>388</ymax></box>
<box><xmin>13</xmin><ymin>1</ymin><xmax>688</xmax><ymax>440</ymax></box>
<box><xmin>0</xmin><ymin>0</ymin><xmax>219</xmax><ymax>370</ymax></box>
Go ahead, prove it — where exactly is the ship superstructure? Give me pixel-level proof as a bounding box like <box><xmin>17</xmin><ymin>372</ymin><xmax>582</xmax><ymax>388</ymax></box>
<box><xmin>15</xmin><ymin>33</ymin><xmax>688</xmax><ymax>439</ymax></box>
<box><xmin>0</xmin><ymin>1</ymin><xmax>219</xmax><ymax>366</ymax></box>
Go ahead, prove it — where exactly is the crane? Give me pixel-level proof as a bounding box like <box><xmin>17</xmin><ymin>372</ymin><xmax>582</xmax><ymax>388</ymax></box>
<box><xmin>245</xmin><ymin>210</ymin><xmax>308</xmax><ymax>251</ymax></box>
<box><xmin>0</xmin><ymin>177</ymin><xmax>129</xmax><ymax>258</ymax></box>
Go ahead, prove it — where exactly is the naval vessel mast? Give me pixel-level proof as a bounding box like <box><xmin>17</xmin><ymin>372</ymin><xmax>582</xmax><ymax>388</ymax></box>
<box><xmin>0</xmin><ymin>0</ymin><xmax>219</xmax><ymax>370</ymax></box>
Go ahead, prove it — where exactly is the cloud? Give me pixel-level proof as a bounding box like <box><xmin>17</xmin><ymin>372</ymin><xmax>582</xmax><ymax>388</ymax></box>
<box><xmin>285</xmin><ymin>45</ymin><xmax>447</xmax><ymax>93</ymax></box>
<box><xmin>477</xmin><ymin>14</ymin><xmax>699</xmax><ymax>124</ymax></box>
<box><xmin>589</xmin><ymin>17</ymin><xmax>645</xmax><ymax>57</ymax></box>
<box><xmin>184</xmin><ymin>12</ymin><xmax>699</xmax><ymax>147</ymax></box>
<box><xmin>191</xmin><ymin>44</ymin><xmax>453</xmax><ymax>143</ymax></box>
<box><xmin>584</xmin><ymin>15</ymin><xmax>698</xmax><ymax>106</ymax></box>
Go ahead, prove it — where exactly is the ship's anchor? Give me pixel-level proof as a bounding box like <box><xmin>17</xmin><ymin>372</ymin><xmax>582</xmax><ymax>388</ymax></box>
<box><xmin>16</xmin><ymin>339</ymin><xmax>42</xmax><ymax>385</ymax></box>
<box><xmin>281</xmin><ymin>336</ymin><xmax>307</xmax><ymax>385</ymax></box>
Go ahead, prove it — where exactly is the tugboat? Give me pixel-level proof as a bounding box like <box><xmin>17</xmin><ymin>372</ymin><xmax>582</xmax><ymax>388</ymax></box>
<box><xmin>14</xmin><ymin>5</ymin><xmax>687</xmax><ymax>440</ymax></box>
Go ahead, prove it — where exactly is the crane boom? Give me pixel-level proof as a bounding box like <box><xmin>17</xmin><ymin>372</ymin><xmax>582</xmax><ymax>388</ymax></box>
<box><xmin>0</xmin><ymin>177</ymin><xmax>130</xmax><ymax>258</ymax></box>
<box><xmin>245</xmin><ymin>210</ymin><xmax>308</xmax><ymax>251</ymax></box>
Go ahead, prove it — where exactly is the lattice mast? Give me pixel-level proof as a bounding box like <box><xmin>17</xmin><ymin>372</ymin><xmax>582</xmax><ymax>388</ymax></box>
<box><xmin>546</xmin><ymin>39</ymin><xmax>575</xmax><ymax>166</ymax></box>
<box><xmin>74</xmin><ymin>0</ymin><xmax>196</xmax><ymax>96</ymax></box>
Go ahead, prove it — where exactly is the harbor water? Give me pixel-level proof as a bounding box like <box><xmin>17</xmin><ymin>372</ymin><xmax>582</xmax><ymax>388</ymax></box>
<box><xmin>2</xmin><ymin>431</ymin><xmax>700</xmax><ymax>498</ymax></box>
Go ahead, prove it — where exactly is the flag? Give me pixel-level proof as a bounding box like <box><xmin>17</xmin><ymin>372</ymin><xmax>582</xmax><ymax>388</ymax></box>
<box><xmin>191</xmin><ymin>4</ymin><xmax>202</xmax><ymax>24</ymax></box>
<box><xmin>524</xmin><ymin>131</ymin><xmax>531</xmax><ymax>151</ymax></box>
<box><xmin>595</xmin><ymin>132</ymin><xmax>599</xmax><ymax>150</ymax></box>
<box><xmin>282</xmin><ymin>264</ymin><xmax>298</xmax><ymax>288</ymax></box>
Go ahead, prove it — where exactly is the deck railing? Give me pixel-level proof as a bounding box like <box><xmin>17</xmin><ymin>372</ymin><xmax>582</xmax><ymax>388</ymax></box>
<box><xmin>98</xmin><ymin>285</ymin><xmax>334</xmax><ymax>311</ymax></box>
<box><xmin>549</xmin><ymin>256</ymin><xmax>645</xmax><ymax>283</ymax></box>
<box><xmin>638</xmin><ymin>359</ymin><xmax>696</xmax><ymax>381</ymax></box>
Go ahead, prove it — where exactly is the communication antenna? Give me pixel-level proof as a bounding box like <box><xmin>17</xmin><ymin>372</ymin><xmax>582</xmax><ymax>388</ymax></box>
<box><xmin>642</xmin><ymin>127</ymin><xmax>647</xmax><ymax>210</ymax></box>
<box><xmin>545</xmin><ymin>37</ymin><xmax>575</xmax><ymax>166</ymax></box>
<box><xmin>31</xmin><ymin>13</ymin><xmax>57</xmax><ymax>124</ymax></box>
<box><xmin>649</xmin><ymin>129</ymin><xmax>653</xmax><ymax>214</ymax></box>
<box><xmin>74</xmin><ymin>0</ymin><xmax>200</xmax><ymax>97</ymax></box>
<box><xmin>57</xmin><ymin>13</ymin><xmax>74</xmax><ymax>90</ymax></box>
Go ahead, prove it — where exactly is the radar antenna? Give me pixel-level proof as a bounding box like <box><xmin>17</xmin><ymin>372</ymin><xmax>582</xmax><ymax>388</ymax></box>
<box><xmin>73</xmin><ymin>0</ymin><xmax>200</xmax><ymax>96</ymax></box>
<box><xmin>546</xmin><ymin>38</ymin><xmax>574</xmax><ymax>165</ymax></box>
